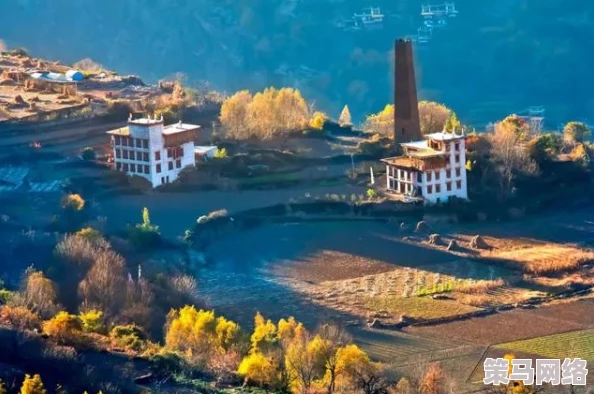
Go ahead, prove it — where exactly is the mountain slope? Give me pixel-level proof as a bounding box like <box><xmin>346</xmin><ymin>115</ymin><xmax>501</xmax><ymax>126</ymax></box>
<box><xmin>0</xmin><ymin>0</ymin><xmax>592</xmax><ymax>127</ymax></box>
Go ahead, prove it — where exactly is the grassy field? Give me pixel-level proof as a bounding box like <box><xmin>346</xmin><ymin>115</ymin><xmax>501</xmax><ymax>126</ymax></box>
<box><xmin>365</xmin><ymin>295</ymin><xmax>480</xmax><ymax>320</ymax></box>
<box><xmin>495</xmin><ymin>328</ymin><xmax>594</xmax><ymax>361</ymax></box>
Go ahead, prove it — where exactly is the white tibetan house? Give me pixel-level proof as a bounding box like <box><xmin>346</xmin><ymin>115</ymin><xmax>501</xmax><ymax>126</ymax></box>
<box><xmin>381</xmin><ymin>131</ymin><xmax>468</xmax><ymax>205</ymax></box>
<box><xmin>108</xmin><ymin>115</ymin><xmax>199</xmax><ymax>188</ymax></box>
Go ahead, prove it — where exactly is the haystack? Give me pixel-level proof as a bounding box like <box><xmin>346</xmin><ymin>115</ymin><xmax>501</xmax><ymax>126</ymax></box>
<box><xmin>14</xmin><ymin>95</ymin><xmax>26</xmax><ymax>105</ymax></box>
<box><xmin>428</xmin><ymin>233</ymin><xmax>442</xmax><ymax>245</ymax></box>
<box><xmin>415</xmin><ymin>221</ymin><xmax>430</xmax><ymax>233</ymax></box>
<box><xmin>447</xmin><ymin>240</ymin><xmax>458</xmax><ymax>251</ymax></box>
<box><xmin>469</xmin><ymin>235</ymin><xmax>489</xmax><ymax>250</ymax></box>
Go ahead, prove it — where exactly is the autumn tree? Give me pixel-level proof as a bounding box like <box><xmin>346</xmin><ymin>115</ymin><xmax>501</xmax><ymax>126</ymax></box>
<box><xmin>238</xmin><ymin>351</ymin><xmax>279</xmax><ymax>387</ymax></box>
<box><xmin>418</xmin><ymin>363</ymin><xmax>447</xmax><ymax>394</ymax></box>
<box><xmin>363</xmin><ymin>105</ymin><xmax>394</xmax><ymax>138</ymax></box>
<box><xmin>61</xmin><ymin>193</ymin><xmax>85</xmax><ymax>211</ymax></box>
<box><xmin>563</xmin><ymin>121</ymin><xmax>591</xmax><ymax>143</ymax></box>
<box><xmin>220</xmin><ymin>90</ymin><xmax>252</xmax><ymax>139</ymax></box>
<box><xmin>339</xmin><ymin>105</ymin><xmax>353</xmax><ymax>127</ymax></box>
<box><xmin>20</xmin><ymin>270</ymin><xmax>60</xmax><ymax>319</ymax></box>
<box><xmin>490</xmin><ymin>115</ymin><xmax>538</xmax><ymax>194</ymax></box>
<box><xmin>527</xmin><ymin>133</ymin><xmax>562</xmax><ymax>162</ymax></box>
<box><xmin>418</xmin><ymin>101</ymin><xmax>454</xmax><ymax>134</ymax></box>
<box><xmin>0</xmin><ymin>379</ymin><xmax>6</xmax><ymax>394</ymax></box>
<box><xmin>20</xmin><ymin>374</ymin><xmax>46</xmax><ymax>394</ymax></box>
<box><xmin>309</xmin><ymin>111</ymin><xmax>328</xmax><ymax>130</ymax></box>
<box><xmin>78</xmin><ymin>249</ymin><xmax>126</xmax><ymax>316</ymax></box>
<box><xmin>285</xmin><ymin>331</ymin><xmax>323</xmax><ymax>394</ymax></box>
<box><xmin>42</xmin><ymin>311</ymin><xmax>83</xmax><ymax>344</ymax></box>
<box><xmin>165</xmin><ymin>306</ymin><xmax>241</xmax><ymax>367</ymax></box>
<box><xmin>315</xmin><ymin>323</ymin><xmax>353</xmax><ymax>394</ymax></box>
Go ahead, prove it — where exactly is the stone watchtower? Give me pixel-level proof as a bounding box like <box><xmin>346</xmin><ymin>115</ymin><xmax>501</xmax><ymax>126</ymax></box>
<box><xmin>394</xmin><ymin>39</ymin><xmax>422</xmax><ymax>143</ymax></box>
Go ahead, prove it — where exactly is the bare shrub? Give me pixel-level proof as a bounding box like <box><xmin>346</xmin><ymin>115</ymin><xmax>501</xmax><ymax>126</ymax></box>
<box><xmin>197</xmin><ymin>209</ymin><xmax>229</xmax><ymax>224</ymax></box>
<box><xmin>169</xmin><ymin>275</ymin><xmax>199</xmax><ymax>301</ymax></box>
<box><xmin>78</xmin><ymin>250</ymin><xmax>126</xmax><ymax>316</ymax></box>
<box><xmin>459</xmin><ymin>294</ymin><xmax>491</xmax><ymax>307</ymax></box>
<box><xmin>20</xmin><ymin>270</ymin><xmax>60</xmax><ymax>319</ymax></box>
<box><xmin>207</xmin><ymin>350</ymin><xmax>242</xmax><ymax>386</ymax></box>
<box><xmin>54</xmin><ymin>234</ymin><xmax>97</xmax><ymax>268</ymax></box>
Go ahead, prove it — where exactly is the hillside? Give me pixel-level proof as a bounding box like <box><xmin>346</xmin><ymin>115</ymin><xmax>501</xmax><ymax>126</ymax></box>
<box><xmin>0</xmin><ymin>1</ymin><xmax>592</xmax><ymax>127</ymax></box>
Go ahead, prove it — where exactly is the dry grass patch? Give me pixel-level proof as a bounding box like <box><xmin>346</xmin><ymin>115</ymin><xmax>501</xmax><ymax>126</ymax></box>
<box><xmin>488</xmin><ymin>243</ymin><xmax>594</xmax><ymax>274</ymax></box>
<box><xmin>458</xmin><ymin>294</ymin><xmax>491</xmax><ymax>307</ymax></box>
<box><xmin>456</xmin><ymin>278</ymin><xmax>505</xmax><ymax>294</ymax></box>
<box><xmin>365</xmin><ymin>296</ymin><xmax>481</xmax><ymax>320</ymax></box>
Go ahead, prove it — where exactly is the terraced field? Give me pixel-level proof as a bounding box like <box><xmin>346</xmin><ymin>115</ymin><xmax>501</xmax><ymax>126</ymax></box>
<box><xmin>495</xmin><ymin>329</ymin><xmax>594</xmax><ymax>361</ymax></box>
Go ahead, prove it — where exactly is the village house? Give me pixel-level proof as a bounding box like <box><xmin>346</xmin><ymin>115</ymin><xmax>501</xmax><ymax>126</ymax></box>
<box><xmin>381</xmin><ymin>131</ymin><xmax>468</xmax><ymax>204</ymax></box>
<box><xmin>107</xmin><ymin>115</ymin><xmax>199</xmax><ymax>188</ymax></box>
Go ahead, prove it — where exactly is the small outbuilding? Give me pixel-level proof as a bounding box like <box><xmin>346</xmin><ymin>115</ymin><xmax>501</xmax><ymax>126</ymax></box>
<box><xmin>194</xmin><ymin>146</ymin><xmax>218</xmax><ymax>162</ymax></box>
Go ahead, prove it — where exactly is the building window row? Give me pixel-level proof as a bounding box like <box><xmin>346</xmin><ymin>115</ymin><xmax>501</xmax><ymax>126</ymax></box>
<box><xmin>116</xmin><ymin>149</ymin><xmax>150</xmax><ymax>162</ymax></box>
<box><xmin>116</xmin><ymin>162</ymin><xmax>150</xmax><ymax>175</ymax></box>
<box><xmin>427</xmin><ymin>180</ymin><xmax>462</xmax><ymax>194</ymax></box>
<box><xmin>113</xmin><ymin>136</ymin><xmax>149</xmax><ymax>149</ymax></box>
<box><xmin>167</xmin><ymin>146</ymin><xmax>184</xmax><ymax>159</ymax></box>
<box><xmin>425</xmin><ymin>167</ymin><xmax>463</xmax><ymax>183</ymax></box>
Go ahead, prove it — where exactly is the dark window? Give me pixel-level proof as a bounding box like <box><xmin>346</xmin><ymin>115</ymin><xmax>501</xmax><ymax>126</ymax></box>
<box><xmin>427</xmin><ymin>185</ymin><xmax>433</xmax><ymax>194</ymax></box>
<box><xmin>121</xmin><ymin>137</ymin><xmax>127</xmax><ymax>147</ymax></box>
<box><xmin>176</xmin><ymin>147</ymin><xmax>183</xmax><ymax>157</ymax></box>
<box><xmin>435</xmin><ymin>184</ymin><xmax>441</xmax><ymax>193</ymax></box>
<box><xmin>143</xmin><ymin>139</ymin><xmax>148</xmax><ymax>149</ymax></box>
<box><xmin>123</xmin><ymin>150</ymin><xmax>129</xmax><ymax>159</ymax></box>
<box><xmin>114</xmin><ymin>136</ymin><xmax>121</xmax><ymax>145</ymax></box>
<box><xmin>143</xmin><ymin>152</ymin><xmax>149</xmax><ymax>162</ymax></box>
<box><xmin>155</xmin><ymin>151</ymin><xmax>161</xmax><ymax>161</ymax></box>
<box><xmin>116</xmin><ymin>162</ymin><xmax>122</xmax><ymax>170</ymax></box>
<box><xmin>456</xmin><ymin>168</ymin><xmax>461</xmax><ymax>177</ymax></box>
<box><xmin>427</xmin><ymin>172</ymin><xmax>432</xmax><ymax>182</ymax></box>
<box><xmin>447</xmin><ymin>182</ymin><xmax>452</xmax><ymax>191</ymax></box>
<box><xmin>401</xmin><ymin>128</ymin><xmax>405</xmax><ymax>135</ymax></box>
<box><xmin>435</xmin><ymin>171</ymin><xmax>440</xmax><ymax>181</ymax></box>
<box><xmin>446</xmin><ymin>169</ymin><xmax>451</xmax><ymax>178</ymax></box>
<box><xmin>168</xmin><ymin>161</ymin><xmax>173</xmax><ymax>170</ymax></box>
<box><xmin>456</xmin><ymin>180</ymin><xmax>462</xmax><ymax>189</ymax></box>
<box><xmin>123</xmin><ymin>163</ymin><xmax>129</xmax><ymax>172</ymax></box>
<box><xmin>144</xmin><ymin>165</ymin><xmax>149</xmax><ymax>174</ymax></box>
<box><xmin>455</xmin><ymin>155</ymin><xmax>460</xmax><ymax>163</ymax></box>
<box><xmin>116</xmin><ymin>149</ymin><xmax>121</xmax><ymax>159</ymax></box>
<box><xmin>130</xmin><ymin>164</ymin><xmax>136</xmax><ymax>173</ymax></box>
<box><xmin>455</xmin><ymin>143</ymin><xmax>460</xmax><ymax>151</ymax></box>
<box><xmin>417</xmin><ymin>173</ymin><xmax>422</xmax><ymax>182</ymax></box>
<box><xmin>129</xmin><ymin>138</ymin><xmax>135</xmax><ymax>147</ymax></box>
<box><xmin>167</xmin><ymin>148</ymin><xmax>173</xmax><ymax>158</ymax></box>
<box><xmin>156</xmin><ymin>164</ymin><xmax>161</xmax><ymax>173</ymax></box>
<box><xmin>176</xmin><ymin>159</ymin><xmax>181</xmax><ymax>169</ymax></box>
<box><xmin>136</xmin><ymin>139</ymin><xmax>142</xmax><ymax>148</ymax></box>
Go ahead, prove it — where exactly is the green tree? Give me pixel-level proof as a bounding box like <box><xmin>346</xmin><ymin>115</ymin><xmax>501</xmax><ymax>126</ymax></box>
<box><xmin>527</xmin><ymin>133</ymin><xmax>562</xmax><ymax>162</ymax></box>
<box><xmin>127</xmin><ymin>207</ymin><xmax>161</xmax><ymax>250</ymax></box>
<box><xmin>81</xmin><ymin>147</ymin><xmax>96</xmax><ymax>161</ymax></box>
<box><xmin>20</xmin><ymin>374</ymin><xmax>46</xmax><ymax>394</ymax></box>
<box><xmin>366</xmin><ymin>188</ymin><xmax>376</xmax><ymax>201</ymax></box>
<box><xmin>563</xmin><ymin>121</ymin><xmax>591</xmax><ymax>143</ymax></box>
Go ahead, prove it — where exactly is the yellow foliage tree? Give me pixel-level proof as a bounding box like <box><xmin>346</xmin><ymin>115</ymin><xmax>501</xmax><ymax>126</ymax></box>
<box><xmin>42</xmin><ymin>311</ymin><xmax>83</xmax><ymax>344</ymax></box>
<box><xmin>22</xmin><ymin>270</ymin><xmax>60</xmax><ymax>318</ymax></box>
<box><xmin>277</xmin><ymin>316</ymin><xmax>305</xmax><ymax>344</ymax></box>
<box><xmin>20</xmin><ymin>374</ymin><xmax>46</xmax><ymax>394</ymax></box>
<box><xmin>309</xmin><ymin>111</ymin><xmax>328</xmax><ymax>130</ymax></box>
<box><xmin>363</xmin><ymin>104</ymin><xmax>394</xmax><ymax>138</ymax></box>
<box><xmin>250</xmin><ymin>312</ymin><xmax>278</xmax><ymax>353</ymax></box>
<box><xmin>79</xmin><ymin>309</ymin><xmax>104</xmax><ymax>333</ymax></box>
<box><xmin>285</xmin><ymin>332</ymin><xmax>325</xmax><ymax>394</ymax></box>
<box><xmin>75</xmin><ymin>227</ymin><xmax>104</xmax><ymax>245</ymax></box>
<box><xmin>563</xmin><ymin>121</ymin><xmax>591</xmax><ymax>143</ymax></box>
<box><xmin>220</xmin><ymin>90</ymin><xmax>252</xmax><ymax>139</ymax></box>
<box><xmin>165</xmin><ymin>306</ymin><xmax>240</xmax><ymax>366</ymax></box>
<box><xmin>237</xmin><ymin>351</ymin><xmax>279</xmax><ymax>387</ymax></box>
<box><xmin>334</xmin><ymin>344</ymin><xmax>371</xmax><ymax>390</ymax></box>
<box><xmin>0</xmin><ymin>379</ymin><xmax>7</xmax><ymax>394</ymax></box>
<box><xmin>61</xmin><ymin>194</ymin><xmax>85</xmax><ymax>211</ymax></box>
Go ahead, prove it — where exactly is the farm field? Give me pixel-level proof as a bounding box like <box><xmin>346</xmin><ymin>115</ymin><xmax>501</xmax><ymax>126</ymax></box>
<box><xmin>494</xmin><ymin>328</ymin><xmax>594</xmax><ymax>361</ymax></box>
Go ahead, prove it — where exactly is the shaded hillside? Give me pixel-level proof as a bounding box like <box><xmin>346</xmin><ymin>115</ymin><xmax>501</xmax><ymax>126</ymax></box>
<box><xmin>0</xmin><ymin>0</ymin><xmax>592</xmax><ymax>127</ymax></box>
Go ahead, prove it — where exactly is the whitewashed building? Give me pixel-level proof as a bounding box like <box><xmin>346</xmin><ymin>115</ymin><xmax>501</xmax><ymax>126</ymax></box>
<box><xmin>381</xmin><ymin>131</ymin><xmax>467</xmax><ymax>204</ymax></box>
<box><xmin>107</xmin><ymin>116</ymin><xmax>199</xmax><ymax>188</ymax></box>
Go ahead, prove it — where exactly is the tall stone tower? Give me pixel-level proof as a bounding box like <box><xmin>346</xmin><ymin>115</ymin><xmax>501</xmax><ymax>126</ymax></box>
<box><xmin>394</xmin><ymin>39</ymin><xmax>421</xmax><ymax>143</ymax></box>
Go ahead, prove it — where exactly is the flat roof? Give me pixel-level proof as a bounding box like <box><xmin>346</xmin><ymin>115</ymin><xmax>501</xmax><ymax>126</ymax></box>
<box><xmin>29</xmin><ymin>72</ymin><xmax>77</xmax><ymax>84</ymax></box>
<box><xmin>401</xmin><ymin>140</ymin><xmax>428</xmax><ymax>149</ymax></box>
<box><xmin>107</xmin><ymin>126</ymin><xmax>130</xmax><ymax>136</ymax></box>
<box><xmin>194</xmin><ymin>146</ymin><xmax>218</xmax><ymax>154</ymax></box>
<box><xmin>424</xmin><ymin>131</ymin><xmax>465</xmax><ymax>141</ymax></box>
<box><xmin>163</xmin><ymin>121</ymin><xmax>201</xmax><ymax>135</ymax></box>
<box><xmin>128</xmin><ymin>118</ymin><xmax>163</xmax><ymax>126</ymax></box>
<box><xmin>408</xmin><ymin>149</ymin><xmax>446</xmax><ymax>158</ymax></box>
<box><xmin>381</xmin><ymin>156</ymin><xmax>420</xmax><ymax>171</ymax></box>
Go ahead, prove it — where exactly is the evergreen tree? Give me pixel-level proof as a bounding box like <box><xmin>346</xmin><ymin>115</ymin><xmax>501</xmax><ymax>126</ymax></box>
<box><xmin>338</xmin><ymin>105</ymin><xmax>352</xmax><ymax>127</ymax></box>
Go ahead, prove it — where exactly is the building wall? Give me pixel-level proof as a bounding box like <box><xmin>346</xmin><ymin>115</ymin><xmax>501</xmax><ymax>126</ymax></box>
<box><xmin>112</xmin><ymin>123</ymin><xmax>195</xmax><ymax>188</ymax></box>
<box><xmin>386</xmin><ymin>137</ymin><xmax>467</xmax><ymax>204</ymax></box>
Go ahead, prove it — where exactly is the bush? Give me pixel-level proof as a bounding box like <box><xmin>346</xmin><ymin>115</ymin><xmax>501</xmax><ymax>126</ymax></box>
<box><xmin>110</xmin><ymin>324</ymin><xmax>147</xmax><ymax>351</ymax></box>
<box><xmin>0</xmin><ymin>306</ymin><xmax>41</xmax><ymax>330</ymax></box>
<box><xmin>196</xmin><ymin>209</ymin><xmax>229</xmax><ymax>224</ymax></box>
<box><xmin>61</xmin><ymin>194</ymin><xmax>85</xmax><ymax>211</ymax></box>
<box><xmin>42</xmin><ymin>311</ymin><xmax>83</xmax><ymax>344</ymax></box>
<box><xmin>214</xmin><ymin>148</ymin><xmax>228</xmax><ymax>159</ymax></box>
<box><xmin>79</xmin><ymin>309</ymin><xmax>104</xmax><ymax>333</ymax></box>
<box><xmin>127</xmin><ymin>208</ymin><xmax>161</xmax><ymax>250</ymax></box>
<box><xmin>19</xmin><ymin>374</ymin><xmax>45</xmax><ymax>394</ymax></box>
<box><xmin>81</xmin><ymin>147</ymin><xmax>96</xmax><ymax>161</ymax></box>
<box><xmin>309</xmin><ymin>111</ymin><xmax>328</xmax><ymax>130</ymax></box>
